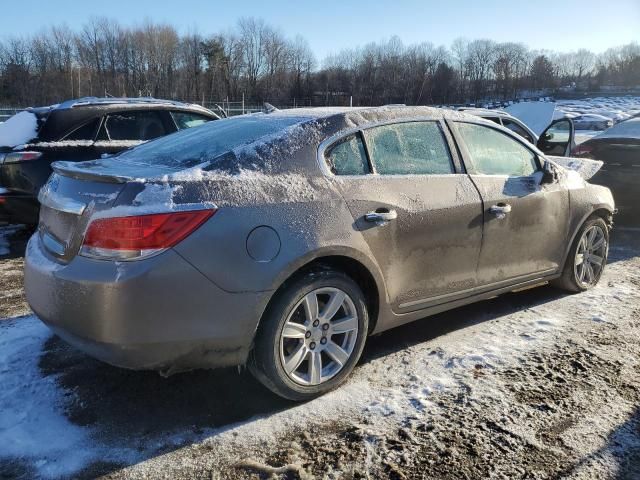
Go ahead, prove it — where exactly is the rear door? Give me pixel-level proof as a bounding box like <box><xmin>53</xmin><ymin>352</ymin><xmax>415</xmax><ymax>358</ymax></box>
<box><xmin>324</xmin><ymin>120</ymin><xmax>483</xmax><ymax>313</ymax></box>
<box><xmin>450</xmin><ymin>121</ymin><xmax>570</xmax><ymax>287</ymax></box>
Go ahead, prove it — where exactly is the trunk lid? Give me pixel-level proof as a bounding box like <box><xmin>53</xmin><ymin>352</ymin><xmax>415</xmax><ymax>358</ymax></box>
<box><xmin>37</xmin><ymin>171</ymin><xmax>127</xmax><ymax>261</ymax></box>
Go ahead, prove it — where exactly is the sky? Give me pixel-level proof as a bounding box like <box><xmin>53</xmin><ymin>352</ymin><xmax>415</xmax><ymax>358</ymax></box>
<box><xmin>2</xmin><ymin>0</ymin><xmax>639</xmax><ymax>62</ymax></box>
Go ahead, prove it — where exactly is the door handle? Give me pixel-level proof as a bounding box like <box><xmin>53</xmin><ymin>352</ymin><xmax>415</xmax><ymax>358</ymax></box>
<box><xmin>365</xmin><ymin>209</ymin><xmax>398</xmax><ymax>224</ymax></box>
<box><xmin>490</xmin><ymin>203</ymin><xmax>512</xmax><ymax>218</ymax></box>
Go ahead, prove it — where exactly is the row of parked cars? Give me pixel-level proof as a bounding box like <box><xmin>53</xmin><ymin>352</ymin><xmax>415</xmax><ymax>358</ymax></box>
<box><xmin>0</xmin><ymin>97</ymin><xmax>636</xmax><ymax>400</ymax></box>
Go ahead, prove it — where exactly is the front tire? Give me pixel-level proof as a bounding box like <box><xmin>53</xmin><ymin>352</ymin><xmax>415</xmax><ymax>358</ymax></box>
<box><xmin>552</xmin><ymin>216</ymin><xmax>609</xmax><ymax>292</ymax></box>
<box><xmin>249</xmin><ymin>270</ymin><xmax>369</xmax><ymax>401</ymax></box>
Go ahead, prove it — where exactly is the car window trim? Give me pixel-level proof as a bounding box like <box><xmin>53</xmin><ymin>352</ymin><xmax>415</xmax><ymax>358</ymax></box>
<box><xmin>446</xmin><ymin>119</ymin><xmax>543</xmax><ymax>177</ymax></box>
<box><xmin>317</xmin><ymin>117</ymin><xmax>464</xmax><ymax>178</ymax></box>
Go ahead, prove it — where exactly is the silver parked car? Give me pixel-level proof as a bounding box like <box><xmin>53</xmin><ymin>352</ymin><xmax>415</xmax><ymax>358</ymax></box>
<box><xmin>25</xmin><ymin>106</ymin><xmax>614</xmax><ymax>400</ymax></box>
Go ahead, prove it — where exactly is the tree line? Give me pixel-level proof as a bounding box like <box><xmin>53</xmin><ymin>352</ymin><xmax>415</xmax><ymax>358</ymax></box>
<box><xmin>0</xmin><ymin>17</ymin><xmax>638</xmax><ymax>108</ymax></box>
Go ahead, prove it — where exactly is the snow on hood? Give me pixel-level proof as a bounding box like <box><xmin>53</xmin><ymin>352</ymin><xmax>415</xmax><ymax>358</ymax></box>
<box><xmin>547</xmin><ymin>155</ymin><xmax>603</xmax><ymax>181</ymax></box>
<box><xmin>0</xmin><ymin>111</ymin><xmax>38</xmax><ymax>147</ymax></box>
<box><xmin>504</xmin><ymin>102</ymin><xmax>556</xmax><ymax>136</ymax></box>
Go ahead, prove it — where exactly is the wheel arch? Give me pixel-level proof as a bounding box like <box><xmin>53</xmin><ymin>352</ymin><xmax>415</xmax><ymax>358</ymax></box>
<box><xmin>255</xmin><ymin>248</ymin><xmax>386</xmax><ymax>343</ymax></box>
<box><xmin>561</xmin><ymin>205</ymin><xmax>614</xmax><ymax>268</ymax></box>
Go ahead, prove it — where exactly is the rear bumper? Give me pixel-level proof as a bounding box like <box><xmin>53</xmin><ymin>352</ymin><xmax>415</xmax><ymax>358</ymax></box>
<box><xmin>24</xmin><ymin>234</ymin><xmax>272</xmax><ymax>372</ymax></box>
<box><xmin>0</xmin><ymin>190</ymin><xmax>39</xmax><ymax>225</ymax></box>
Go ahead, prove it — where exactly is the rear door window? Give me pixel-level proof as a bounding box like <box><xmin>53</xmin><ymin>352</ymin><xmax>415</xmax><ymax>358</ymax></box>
<box><xmin>325</xmin><ymin>134</ymin><xmax>370</xmax><ymax>175</ymax></box>
<box><xmin>456</xmin><ymin>122</ymin><xmax>539</xmax><ymax>176</ymax></box>
<box><xmin>364</xmin><ymin>121</ymin><xmax>454</xmax><ymax>175</ymax></box>
<box><xmin>100</xmin><ymin>111</ymin><xmax>167</xmax><ymax>141</ymax></box>
<box><xmin>171</xmin><ymin>111</ymin><xmax>212</xmax><ymax>130</ymax></box>
<box><xmin>63</xmin><ymin>118</ymin><xmax>100</xmax><ymax>141</ymax></box>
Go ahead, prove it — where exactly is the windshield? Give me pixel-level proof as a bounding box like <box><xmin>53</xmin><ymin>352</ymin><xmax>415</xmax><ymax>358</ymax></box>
<box><xmin>113</xmin><ymin>114</ymin><xmax>310</xmax><ymax>168</ymax></box>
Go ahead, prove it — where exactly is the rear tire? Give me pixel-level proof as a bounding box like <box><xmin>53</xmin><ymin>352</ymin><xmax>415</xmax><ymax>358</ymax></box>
<box><xmin>552</xmin><ymin>216</ymin><xmax>609</xmax><ymax>292</ymax></box>
<box><xmin>249</xmin><ymin>270</ymin><xmax>369</xmax><ymax>401</ymax></box>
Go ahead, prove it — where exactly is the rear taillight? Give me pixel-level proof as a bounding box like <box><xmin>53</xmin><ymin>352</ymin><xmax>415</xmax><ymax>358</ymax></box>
<box><xmin>571</xmin><ymin>143</ymin><xmax>594</xmax><ymax>158</ymax></box>
<box><xmin>81</xmin><ymin>209</ymin><xmax>216</xmax><ymax>260</ymax></box>
<box><xmin>2</xmin><ymin>151</ymin><xmax>43</xmax><ymax>164</ymax></box>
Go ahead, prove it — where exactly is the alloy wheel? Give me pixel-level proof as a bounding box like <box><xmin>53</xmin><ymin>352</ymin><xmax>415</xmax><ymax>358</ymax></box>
<box><xmin>574</xmin><ymin>225</ymin><xmax>607</xmax><ymax>287</ymax></box>
<box><xmin>279</xmin><ymin>287</ymin><xmax>359</xmax><ymax>386</ymax></box>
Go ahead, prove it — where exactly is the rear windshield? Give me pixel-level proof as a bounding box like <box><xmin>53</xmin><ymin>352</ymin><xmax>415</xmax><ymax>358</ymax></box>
<box><xmin>113</xmin><ymin>114</ymin><xmax>310</xmax><ymax>168</ymax></box>
<box><xmin>594</xmin><ymin>118</ymin><xmax>640</xmax><ymax>140</ymax></box>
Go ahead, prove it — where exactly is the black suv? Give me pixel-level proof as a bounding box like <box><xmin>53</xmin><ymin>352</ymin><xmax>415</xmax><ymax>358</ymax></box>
<box><xmin>0</xmin><ymin>97</ymin><xmax>219</xmax><ymax>225</ymax></box>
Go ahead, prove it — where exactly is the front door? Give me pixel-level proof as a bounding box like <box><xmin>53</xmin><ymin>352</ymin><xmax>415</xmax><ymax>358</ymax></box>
<box><xmin>323</xmin><ymin>121</ymin><xmax>484</xmax><ymax>312</ymax></box>
<box><xmin>452</xmin><ymin>121</ymin><xmax>570</xmax><ymax>287</ymax></box>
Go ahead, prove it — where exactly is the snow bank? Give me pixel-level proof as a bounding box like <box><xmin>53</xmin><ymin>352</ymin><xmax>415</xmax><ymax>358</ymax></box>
<box><xmin>0</xmin><ymin>317</ymin><xmax>94</xmax><ymax>477</ymax></box>
<box><xmin>0</xmin><ymin>111</ymin><xmax>38</xmax><ymax>147</ymax></box>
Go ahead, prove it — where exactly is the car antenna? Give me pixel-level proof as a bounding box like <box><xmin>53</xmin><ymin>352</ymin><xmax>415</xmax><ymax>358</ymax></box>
<box><xmin>263</xmin><ymin>102</ymin><xmax>279</xmax><ymax>114</ymax></box>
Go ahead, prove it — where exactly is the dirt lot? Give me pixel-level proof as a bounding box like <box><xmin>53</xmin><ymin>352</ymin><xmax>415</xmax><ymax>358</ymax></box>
<box><xmin>1</xmin><ymin>227</ymin><xmax>640</xmax><ymax>480</ymax></box>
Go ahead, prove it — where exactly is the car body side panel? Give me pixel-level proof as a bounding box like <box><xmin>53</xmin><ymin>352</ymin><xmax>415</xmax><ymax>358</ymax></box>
<box><xmin>469</xmin><ymin>174</ymin><xmax>570</xmax><ymax>284</ymax></box>
<box><xmin>560</xmin><ymin>183</ymin><xmax>615</xmax><ymax>267</ymax></box>
<box><xmin>329</xmin><ymin>174</ymin><xmax>483</xmax><ymax>312</ymax></box>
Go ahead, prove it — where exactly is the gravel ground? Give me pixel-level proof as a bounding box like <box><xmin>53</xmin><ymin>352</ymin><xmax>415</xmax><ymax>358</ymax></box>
<box><xmin>1</xmin><ymin>227</ymin><xmax>639</xmax><ymax>480</ymax></box>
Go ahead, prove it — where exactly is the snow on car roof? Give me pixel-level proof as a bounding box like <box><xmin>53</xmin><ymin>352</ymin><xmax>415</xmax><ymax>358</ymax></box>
<box><xmin>0</xmin><ymin>111</ymin><xmax>39</xmax><ymax>147</ymax></box>
<box><xmin>54</xmin><ymin>97</ymin><xmax>214</xmax><ymax>115</ymax></box>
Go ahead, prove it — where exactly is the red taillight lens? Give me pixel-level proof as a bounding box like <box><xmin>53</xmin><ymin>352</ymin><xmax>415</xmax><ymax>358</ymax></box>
<box><xmin>3</xmin><ymin>151</ymin><xmax>43</xmax><ymax>164</ymax></box>
<box><xmin>82</xmin><ymin>209</ymin><xmax>215</xmax><ymax>259</ymax></box>
<box><xmin>571</xmin><ymin>143</ymin><xmax>594</xmax><ymax>157</ymax></box>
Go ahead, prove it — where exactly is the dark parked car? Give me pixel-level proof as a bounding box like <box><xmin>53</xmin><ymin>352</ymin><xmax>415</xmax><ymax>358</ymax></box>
<box><xmin>25</xmin><ymin>106</ymin><xmax>614</xmax><ymax>401</ymax></box>
<box><xmin>573</xmin><ymin>117</ymin><xmax>640</xmax><ymax>225</ymax></box>
<box><xmin>0</xmin><ymin>97</ymin><xmax>219</xmax><ymax>225</ymax></box>
<box><xmin>460</xmin><ymin>107</ymin><xmax>576</xmax><ymax>157</ymax></box>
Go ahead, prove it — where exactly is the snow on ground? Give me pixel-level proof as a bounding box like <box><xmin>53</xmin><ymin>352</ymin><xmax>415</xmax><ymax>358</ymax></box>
<box><xmin>1</xmin><ymin>230</ymin><xmax>639</xmax><ymax>479</ymax></box>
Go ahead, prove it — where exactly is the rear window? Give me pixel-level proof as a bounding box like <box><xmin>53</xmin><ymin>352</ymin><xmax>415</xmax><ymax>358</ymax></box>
<box><xmin>595</xmin><ymin>118</ymin><xmax>640</xmax><ymax>140</ymax></box>
<box><xmin>113</xmin><ymin>114</ymin><xmax>309</xmax><ymax>169</ymax></box>
<box><xmin>171</xmin><ymin>111</ymin><xmax>212</xmax><ymax>130</ymax></box>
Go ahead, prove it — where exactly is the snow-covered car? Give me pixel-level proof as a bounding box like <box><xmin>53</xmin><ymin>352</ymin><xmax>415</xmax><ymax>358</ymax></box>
<box><xmin>573</xmin><ymin>116</ymin><xmax>640</xmax><ymax>225</ymax></box>
<box><xmin>25</xmin><ymin>106</ymin><xmax>614</xmax><ymax>401</ymax></box>
<box><xmin>572</xmin><ymin>114</ymin><xmax>614</xmax><ymax>131</ymax></box>
<box><xmin>0</xmin><ymin>98</ymin><xmax>219</xmax><ymax>225</ymax></box>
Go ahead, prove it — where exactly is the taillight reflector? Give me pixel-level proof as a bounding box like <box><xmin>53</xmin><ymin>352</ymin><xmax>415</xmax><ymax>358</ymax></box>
<box><xmin>571</xmin><ymin>144</ymin><xmax>594</xmax><ymax>157</ymax></box>
<box><xmin>3</xmin><ymin>151</ymin><xmax>43</xmax><ymax>164</ymax></box>
<box><xmin>82</xmin><ymin>209</ymin><xmax>215</xmax><ymax>258</ymax></box>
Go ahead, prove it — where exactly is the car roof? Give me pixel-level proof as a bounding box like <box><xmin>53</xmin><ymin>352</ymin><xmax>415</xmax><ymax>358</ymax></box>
<box><xmin>260</xmin><ymin>105</ymin><xmax>484</xmax><ymax>125</ymax></box>
<box><xmin>30</xmin><ymin>97</ymin><xmax>218</xmax><ymax>142</ymax></box>
<box><xmin>54</xmin><ymin>96</ymin><xmax>211</xmax><ymax>113</ymax></box>
<box><xmin>457</xmin><ymin>107</ymin><xmax>513</xmax><ymax>119</ymax></box>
